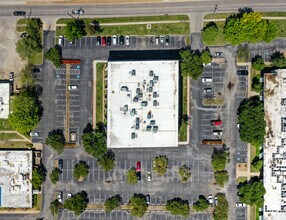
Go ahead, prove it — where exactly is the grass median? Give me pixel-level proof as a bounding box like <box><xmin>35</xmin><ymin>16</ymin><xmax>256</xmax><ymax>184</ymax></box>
<box><xmin>96</xmin><ymin>63</ymin><xmax>106</xmax><ymax>123</ymax></box>
<box><xmin>178</xmin><ymin>76</ymin><xmax>188</xmax><ymax>142</ymax></box>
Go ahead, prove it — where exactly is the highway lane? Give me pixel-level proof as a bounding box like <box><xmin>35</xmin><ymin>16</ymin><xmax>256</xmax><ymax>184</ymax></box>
<box><xmin>1</xmin><ymin>0</ymin><xmax>286</xmax><ymax>17</ymax></box>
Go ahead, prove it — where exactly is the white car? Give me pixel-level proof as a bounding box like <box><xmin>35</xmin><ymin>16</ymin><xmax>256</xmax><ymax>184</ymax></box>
<box><xmin>58</xmin><ymin>191</ymin><xmax>63</xmax><ymax>203</ymax></box>
<box><xmin>208</xmin><ymin>195</ymin><xmax>213</xmax><ymax>205</ymax></box>
<box><xmin>125</xmin><ymin>36</ymin><xmax>130</xmax><ymax>46</ymax></box>
<box><xmin>203</xmin><ymin>62</ymin><xmax>212</xmax><ymax>66</ymax></box>
<box><xmin>213</xmin><ymin>130</ymin><xmax>223</xmax><ymax>136</ymax></box>
<box><xmin>58</xmin><ymin>35</ymin><xmax>64</xmax><ymax>46</ymax></box>
<box><xmin>236</xmin><ymin>202</ymin><xmax>246</xmax><ymax>207</ymax></box>
<box><xmin>29</xmin><ymin>131</ymin><xmax>39</xmax><ymax>137</ymax></box>
<box><xmin>68</xmin><ymin>85</ymin><xmax>78</xmax><ymax>90</ymax></box>
<box><xmin>160</xmin><ymin>36</ymin><xmax>164</xmax><ymax>44</ymax></box>
<box><xmin>147</xmin><ymin>172</ymin><xmax>152</xmax><ymax>182</ymax></box>
<box><xmin>214</xmin><ymin>196</ymin><xmax>218</xmax><ymax>206</ymax></box>
<box><xmin>112</xmin><ymin>35</ymin><xmax>118</xmax><ymax>45</ymax></box>
<box><xmin>202</xmin><ymin>77</ymin><xmax>213</xmax><ymax>83</ymax></box>
<box><xmin>72</xmin><ymin>9</ymin><xmax>84</xmax><ymax>15</ymax></box>
<box><xmin>67</xmin><ymin>193</ymin><xmax>72</xmax><ymax>199</ymax></box>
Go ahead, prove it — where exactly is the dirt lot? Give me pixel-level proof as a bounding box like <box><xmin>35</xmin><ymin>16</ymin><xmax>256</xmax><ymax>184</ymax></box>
<box><xmin>0</xmin><ymin>18</ymin><xmax>26</xmax><ymax>82</ymax></box>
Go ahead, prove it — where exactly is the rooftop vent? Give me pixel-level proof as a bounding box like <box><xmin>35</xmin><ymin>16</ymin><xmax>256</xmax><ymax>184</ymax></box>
<box><xmin>149</xmin><ymin>70</ymin><xmax>154</xmax><ymax>77</ymax></box>
<box><xmin>141</xmin><ymin>101</ymin><xmax>148</xmax><ymax>107</ymax></box>
<box><xmin>123</xmin><ymin>105</ymin><xmax>128</xmax><ymax>111</ymax></box>
<box><xmin>153</xmin><ymin>75</ymin><xmax>159</xmax><ymax>82</ymax></box>
<box><xmin>136</xmin><ymin>88</ymin><xmax>141</xmax><ymax>94</ymax></box>
<box><xmin>150</xmin><ymin>120</ymin><xmax>156</xmax><ymax>125</ymax></box>
<box><xmin>153</xmin><ymin>92</ymin><xmax>158</xmax><ymax>98</ymax></box>
<box><xmin>153</xmin><ymin>126</ymin><xmax>158</xmax><ymax>132</ymax></box>
<box><xmin>149</xmin><ymin>80</ymin><xmax>154</xmax><ymax>87</ymax></box>
<box><xmin>131</xmin><ymin>132</ymin><xmax>137</xmax><ymax>139</ymax></box>
<box><xmin>135</xmin><ymin>123</ymin><xmax>140</xmax><ymax>130</ymax></box>
<box><xmin>146</xmin><ymin>126</ymin><xmax>152</xmax><ymax>131</ymax></box>
<box><xmin>132</xmin><ymin>69</ymin><xmax>136</xmax><ymax>75</ymax></box>
<box><xmin>121</xmin><ymin>86</ymin><xmax>129</xmax><ymax>91</ymax></box>
<box><xmin>153</xmin><ymin>100</ymin><xmax>158</xmax><ymax>106</ymax></box>
<box><xmin>147</xmin><ymin>112</ymin><xmax>152</xmax><ymax>119</ymax></box>
<box><xmin>130</xmin><ymin>109</ymin><xmax>136</xmax><ymax>116</ymax></box>
<box><xmin>133</xmin><ymin>96</ymin><xmax>139</xmax><ymax>102</ymax></box>
<box><xmin>136</xmin><ymin>117</ymin><xmax>140</xmax><ymax>124</ymax></box>
<box><xmin>148</xmin><ymin>87</ymin><xmax>153</xmax><ymax>92</ymax></box>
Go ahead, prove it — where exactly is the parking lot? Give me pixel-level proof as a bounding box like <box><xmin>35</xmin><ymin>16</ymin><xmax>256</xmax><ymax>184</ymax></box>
<box><xmin>236</xmin><ymin>206</ymin><xmax>247</xmax><ymax>220</ymax></box>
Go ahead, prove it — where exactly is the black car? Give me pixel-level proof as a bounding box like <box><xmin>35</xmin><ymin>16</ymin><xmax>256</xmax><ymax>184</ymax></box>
<box><xmin>136</xmin><ymin>171</ymin><xmax>141</xmax><ymax>182</ymax></box>
<box><xmin>9</xmin><ymin>72</ymin><xmax>14</xmax><ymax>81</ymax></box>
<box><xmin>165</xmin><ymin>35</ymin><xmax>170</xmax><ymax>46</ymax></box>
<box><xmin>59</xmin><ymin>159</ymin><xmax>63</xmax><ymax>170</ymax></box>
<box><xmin>107</xmin><ymin>36</ymin><xmax>112</xmax><ymax>46</ymax></box>
<box><xmin>32</xmin><ymin>68</ymin><xmax>40</xmax><ymax>73</ymax></box>
<box><xmin>119</xmin><ymin>36</ymin><xmax>124</xmax><ymax>45</ymax></box>
<box><xmin>96</xmin><ymin>36</ymin><xmax>101</xmax><ymax>46</ymax></box>
<box><xmin>13</xmin><ymin>11</ymin><xmax>26</xmax><ymax>16</ymax></box>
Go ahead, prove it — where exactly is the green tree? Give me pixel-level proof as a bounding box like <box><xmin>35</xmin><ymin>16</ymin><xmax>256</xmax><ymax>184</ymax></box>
<box><xmin>153</xmin><ymin>155</ymin><xmax>168</xmax><ymax>176</ymax></box>
<box><xmin>178</xmin><ymin>165</ymin><xmax>191</xmax><ymax>183</ymax></box>
<box><xmin>85</xmin><ymin>20</ymin><xmax>102</xmax><ymax>35</ymax></box>
<box><xmin>49</xmin><ymin>167</ymin><xmax>61</xmax><ymax>184</ymax></box>
<box><xmin>213</xmin><ymin>194</ymin><xmax>229</xmax><ymax>220</ymax></box>
<box><xmin>104</xmin><ymin>195</ymin><xmax>122</xmax><ymax>212</ymax></box>
<box><xmin>238</xmin><ymin>96</ymin><xmax>266</xmax><ymax>147</ymax></box>
<box><xmin>193</xmin><ymin>196</ymin><xmax>209</xmax><ymax>211</ymax></box>
<box><xmin>252</xmin><ymin>55</ymin><xmax>265</xmax><ymax>71</ymax></box>
<box><xmin>45</xmin><ymin>129</ymin><xmax>65</xmax><ymax>154</ymax></box>
<box><xmin>166</xmin><ymin>197</ymin><xmax>190</xmax><ymax>217</ymax></box>
<box><xmin>224</xmin><ymin>11</ymin><xmax>278</xmax><ymax>45</ymax></box>
<box><xmin>214</xmin><ymin>170</ymin><xmax>229</xmax><ymax>187</ymax></box>
<box><xmin>98</xmin><ymin>150</ymin><xmax>115</xmax><ymax>171</ymax></box>
<box><xmin>270</xmin><ymin>51</ymin><xmax>286</xmax><ymax>67</ymax></box>
<box><xmin>251</xmin><ymin>75</ymin><xmax>263</xmax><ymax>93</ymax></box>
<box><xmin>20</xmin><ymin>64</ymin><xmax>36</xmax><ymax>87</ymax></box>
<box><xmin>202</xmin><ymin>22</ymin><xmax>219</xmax><ymax>45</ymax></box>
<box><xmin>50</xmin><ymin>199</ymin><xmax>61</xmax><ymax>217</ymax></box>
<box><xmin>31</xmin><ymin>165</ymin><xmax>47</xmax><ymax>189</ymax></box>
<box><xmin>211</xmin><ymin>150</ymin><xmax>228</xmax><ymax>171</ymax></box>
<box><xmin>8</xmin><ymin>90</ymin><xmax>41</xmax><ymax>134</ymax></box>
<box><xmin>73</xmin><ymin>161</ymin><xmax>89</xmax><ymax>181</ymax></box>
<box><xmin>45</xmin><ymin>45</ymin><xmax>62</xmax><ymax>68</ymax></box>
<box><xmin>63</xmin><ymin>191</ymin><xmax>89</xmax><ymax>216</ymax></box>
<box><xmin>251</xmin><ymin>157</ymin><xmax>263</xmax><ymax>171</ymax></box>
<box><xmin>129</xmin><ymin>194</ymin><xmax>148</xmax><ymax>217</ymax></box>
<box><xmin>238</xmin><ymin>179</ymin><xmax>265</xmax><ymax>206</ymax></box>
<box><xmin>64</xmin><ymin>19</ymin><xmax>86</xmax><ymax>41</ymax></box>
<box><xmin>201</xmin><ymin>49</ymin><xmax>212</xmax><ymax>64</ymax></box>
<box><xmin>127</xmin><ymin>167</ymin><xmax>138</xmax><ymax>184</ymax></box>
<box><xmin>179</xmin><ymin>49</ymin><xmax>203</xmax><ymax>80</ymax></box>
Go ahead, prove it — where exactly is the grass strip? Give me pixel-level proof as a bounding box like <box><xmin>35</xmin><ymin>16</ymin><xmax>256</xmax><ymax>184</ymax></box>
<box><xmin>0</xmin><ymin>119</ymin><xmax>13</xmax><ymax>130</ymax></box>
<box><xmin>17</xmin><ymin>18</ymin><xmax>28</xmax><ymax>25</ymax></box>
<box><xmin>0</xmin><ymin>133</ymin><xmax>22</xmax><ymax>140</ymax></box>
<box><xmin>56</xmin><ymin>15</ymin><xmax>189</xmax><ymax>24</ymax></box>
<box><xmin>204</xmin><ymin>12</ymin><xmax>286</xmax><ymax>20</ymax></box>
<box><xmin>236</xmin><ymin>177</ymin><xmax>247</xmax><ymax>184</ymax></box>
<box><xmin>96</xmin><ymin>63</ymin><xmax>106</xmax><ymax>123</ymax></box>
<box><xmin>270</xmin><ymin>20</ymin><xmax>286</xmax><ymax>37</ymax></box>
<box><xmin>178</xmin><ymin>76</ymin><xmax>188</xmax><ymax>142</ymax></box>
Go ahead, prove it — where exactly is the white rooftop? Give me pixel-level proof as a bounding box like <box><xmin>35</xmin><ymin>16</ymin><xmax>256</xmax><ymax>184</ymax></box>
<box><xmin>0</xmin><ymin>82</ymin><xmax>10</xmax><ymax>119</ymax></box>
<box><xmin>264</xmin><ymin>69</ymin><xmax>286</xmax><ymax>219</ymax></box>
<box><xmin>107</xmin><ymin>60</ymin><xmax>179</xmax><ymax>148</ymax></box>
<box><xmin>0</xmin><ymin>150</ymin><xmax>33</xmax><ymax>208</ymax></box>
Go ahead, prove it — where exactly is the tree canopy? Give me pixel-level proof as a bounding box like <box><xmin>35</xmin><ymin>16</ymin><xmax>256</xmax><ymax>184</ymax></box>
<box><xmin>50</xmin><ymin>199</ymin><xmax>61</xmax><ymax>217</ymax></box>
<box><xmin>64</xmin><ymin>19</ymin><xmax>86</xmax><ymax>41</ymax></box>
<box><xmin>127</xmin><ymin>167</ymin><xmax>138</xmax><ymax>184</ymax></box>
<box><xmin>98</xmin><ymin>150</ymin><xmax>115</xmax><ymax>171</ymax></box>
<box><xmin>214</xmin><ymin>170</ymin><xmax>229</xmax><ymax>187</ymax></box>
<box><xmin>213</xmin><ymin>194</ymin><xmax>229</xmax><ymax>220</ymax></box>
<box><xmin>251</xmin><ymin>55</ymin><xmax>265</xmax><ymax>71</ymax></box>
<box><xmin>45</xmin><ymin>129</ymin><xmax>65</xmax><ymax>154</ymax></box>
<box><xmin>201</xmin><ymin>49</ymin><xmax>212</xmax><ymax>64</ymax></box>
<box><xmin>178</xmin><ymin>165</ymin><xmax>191</xmax><ymax>183</ymax></box>
<box><xmin>238</xmin><ymin>179</ymin><xmax>265</xmax><ymax>207</ymax></box>
<box><xmin>193</xmin><ymin>196</ymin><xmax>209</xmax><ymax>211</ymax></box>
<box><xmin>129</xmin><ymin>194</ymin><xmax>148</xmax><ymax>217</ymax></box>
<box><xmin>153</xmin><ymin>155</ymin><xmax>168</xmax><ymax>176</ymax></box>
<box><xmin>166</xmin><ymin>197</ymin><xmax>190</xmax><ymax>217</ymax></box>
<box><xmin>251</xmin><ymin>157</ymin><xmax>263</xmax><ymax>171</ymax></box>
<box><xmin>45</xmin><ymin>45</ymin><xmax>62</xmax><ymax>68</ymax></box>
<box><xmin>251</xmin><ymin>75</ymin><xmax>263</xmax><ymax>93</ymax></box>
<box><xmin>202</xmin><ymin>22</ymin><xmax>218</xmax><ymax>45</ymax></box>
<box><xmin>63</xmin><ymin>191</ymin><xmax>89</xmax><ymax>215</ymax></box>
<box><xmin>104</xmin><ymin>195</ymin><xmax>122</xmax><ymax>212</ymax></box>
<box><xmin>211</xmin><ymin>149</ymin><xmax>229</xmax><ymax>171</ymax></box>
<box><xmin>8</xmin><ymin>90</ymin><xmax>41</xmax><ymax>134</ymax></box>
<box><xmin>20</xmin><ymin>64</ymin><xmax>36</xmax><ymax>87</ymax></box>
<box><xmin>50</xmin><ymin>167</ymin><xmax>61</xmax><ymax>184</ymax></box>
<box><xmin>224</xmin><ymin>11</ymin><xmax>278</xmax><ymax>45</ymax></box>
<box><xmin>73</xmin><ymin>161</ymin><xmax>89</xmax><ymax>181</ymax></box>
<box><xmin>179</xmin><ymin>49</ymin><xmax>203</xmax><ymax>80</ymax></box>
<box><xmin>31</xmin><ymin>165</ymin><xmax>47</xmax><ymax>189</ymax></box>
<box><xmin>270</xmin><ymin>51</ymin><xmax>286</xmax><ymax>67</ymax></box>
<box><xmin>238</xmin><ymin>96</ymin><xmax>266</xmax><ymax>147</ymax></box>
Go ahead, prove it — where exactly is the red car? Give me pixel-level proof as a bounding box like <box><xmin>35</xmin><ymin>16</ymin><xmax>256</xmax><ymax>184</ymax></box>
<box><xmin>211</xmin><ymin>120</ymin><xmax>222</xmax><ymax>126</ymax></box>
<box><xmin>136</xmin><ymin>161</ymin><xmax>141</xmax><ymax>171</ymax></box>
<box><xmin>101</xmin><ymin>36</ymin><xmax>106</xmax><ymax>46</ymax></box>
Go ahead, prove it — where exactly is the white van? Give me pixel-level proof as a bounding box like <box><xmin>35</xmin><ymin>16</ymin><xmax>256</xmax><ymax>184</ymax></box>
<box><xmin>202</xmin><ymin>77</ymin><xmax>213</xmax><ymax>83</ymax></box>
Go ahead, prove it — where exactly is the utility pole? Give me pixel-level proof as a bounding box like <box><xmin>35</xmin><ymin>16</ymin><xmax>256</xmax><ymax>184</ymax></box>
<box><xmin>212</xmin><ymin>4</ymin><xmax>218</xmax><ymax>19</ymax></box>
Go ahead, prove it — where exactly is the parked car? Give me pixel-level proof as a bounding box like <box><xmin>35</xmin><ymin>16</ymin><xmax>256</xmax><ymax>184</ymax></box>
<box><xmin>202</xmin><ymin>77</ymin><xmax>213</xmax><ymax>83</ymax></box>
<box><xmin>32</xmin><ymin>68</ymin><xmax>40</xmax><ymax>73</ymax></box>
<box><xmin>102</xmin><ymin>36</ymin><xmax>106</xmax><ymax>46</ymax></box>
<box><xmin>147</xmin><ymin>171</ymin><xmax>152</xmax><ymax>181</ymax></box>
<box><xmin>107</xmin><ymin>36</ymin><xmax>112</xmax><ymax>46</ymax></box>
<box><xmin>112</xmin><ymin>35</ymin><xmax>118</xmax><ymax>45</ymax></box>
<box><xmin>119</xmin><ymin>36</ymin><xmax>124</xmax><ymax>45</ymax></box>
<box><xmin>136</xmin><ymin>171</ymin><xmax>142</xmax><ymax>182</ymax></box>
<box><xmin>211</xmin><ymin>120</ymin><xmax>222</xmax><ymax>126</ymax></box>
<box><xmin>214</xmin><ymin>52</ymin><xmax>223</xmax><ymax>57</ymax></box>
<box><xmin>58</xmin><ymin>191</ymin><xmax>63</xmax><ymax>203</ymax></box>
<box><xmin>96</xmin><ymin>36</ymin><xmax>101</xmax><ymax>46</ymax></box>
<box><xmin>67</xmin><ymin>193</ymin><xmax>72</xmax><ymax>199</ymax></box>
<box><xmin>58</xmin><ymin>35</ymin><xmax>64</xmax><ymax>46</ymax></box>
<box><xmin>20</xmin><ymin>32</ymin><xmax>27</xmax><ymax>38</ymax></box>
<box><xmin>203</xmin><ymin>62</ymin><xmax>212</xmax><ymax>66</ymax></box>
<box><xmin>68</xmin><ymin>85</ymin><xmax>78</xmax><ymax>90</ymax></box>
<box><xmin>160</xmin><ymin>36</ymin><xmax>164</xmax><ymax>44</ymax></box>
<box><xmin>29</xmin><ymin>131</ymin><xmax>39</xmax><ymax>137</ymax></box>
<box><xmin>125</xmin><ymin>36</ymin><xmax>130</xmax><ymax>46</ymax></box>
<box><xmin>69</xmin><ymin>41</ymin><xmax>73</xmax><ymax>46</ymax></box>
<box><xmin>155</xmin><ymin>37</ymin><xmax>159</xmax><ymax>45</ymax></box>
<box><xmin>214</xmin><ymin>196</ymin><xmax>218</xmax><ymax>206</ymax></box>
<box><xmin>213</xmin><ymin>130</ymin><xmax>223</xmax><ymax>135</ymax></box>
<box><xmin>236</xmin><ymin>202</ymin><xmax>246</xmax><ymax>207</ymax></box>
<box><xmin>208</xmin><ymin>195</ymin><xmax>213</xmax><ymax>205</ymax></box>
<box><xmin>13</xmin><ymin>11</ymin><xmax>26</xmax><ymax>16</ymax></box>
<box><xmin>146</xmin><ymin>195</ymin><xmax>150</xmax><ymax>205</ymax></box>
<box><xmin>165</xmin><ymin>35</ymin><xmax>170</xmax><ymax>46</ymax></box>
<box><xmin>72</xmin><ymin>9</ymin><xmax>84</xmax><ymax>14</ymax></box>
<box><xmin>136</xmin><ymin>161</ymin><xmax>141</xmax><ymax>171</ymax></box>
<box><xmin>58</xmin><ymin>159</ymin><xmax>63</xmax><ymax>170</ymax></box>
<box><xmin>9</xmin><ymin>72</ymin><xmax>14</xmax><ymax>81</ymax></box>
<box><xmin>203</xmin><ymin>88</ymin><xmax>212</xmax><ymax>93</ymax></box>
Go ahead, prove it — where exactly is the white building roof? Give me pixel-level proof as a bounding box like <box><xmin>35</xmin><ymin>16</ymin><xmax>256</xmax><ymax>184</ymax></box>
<box><xmin>264</xmin><ymin>69</ymin><xmax>286</xmax><ymax>219</ymax></box>
<box><xmin>107</xmin><ymin>60</ymin><xmax>179</xmax><ymax>148</ymax></box>
<box><xmin>0</xmin><ymin>150</ymin><xmax>33</xmax><ymax>208</ymax></box>
<box><xmin>0</xmin><ymin>82</ymin><xmax>10</xmax><ymax>119</ymax></box>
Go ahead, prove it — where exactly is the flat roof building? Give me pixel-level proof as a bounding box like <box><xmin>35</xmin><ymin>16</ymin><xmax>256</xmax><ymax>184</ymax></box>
<box><xmin>264</xmin><ymin>69</ymin><xmax>286</xmax><ymax>219</ymax></box>
<box><xmin>107</xmin><ymin>60</ymin><xmax>179</xmax><ymax>148</ymax></box>
<box><xmin>0</xmin><ymin>150</ymin><xmax>33</xmax><ymax>208</ymax></box>
<box><xmin>0</xmin><ymin>81</ymin><xmax>10</xmax><ymax>119</ymax></box>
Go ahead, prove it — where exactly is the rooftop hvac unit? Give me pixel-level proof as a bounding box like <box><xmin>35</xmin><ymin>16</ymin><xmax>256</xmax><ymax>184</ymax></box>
<box><xmin>133</xmin><ymin>96</ymin><xmax>139</xmax><ymax>102</ymax></box>
<box><xmin>131</xmin><ymin>69</ymin><xmax>136</xmax><ymax>75</ymax></box>
<box><xmin>141</xmin><ymin>101</ymin><xmax>148</xmax><ymax>107</ymax></box>
<box><xmin>153</xmin><ymin>75</ymin><xmax>159</xmax><ymax>82</ymax></box>
<box><xmin>153</xmin><ymin>126</ymin><xmax>158</xmax><ymax>132</ymax></box>
<box><xmin>121</xmin><ymin>86</ymin><xmax>129</xmax><ymax>91</ymax></box>
<box><xmin>149</xmin><ymin>70</ymin><xmax>154</xmax><ymax>77</ymax></box>
<box><xmin>146</xmin><ymin>126</ymin><xmax>152</xmax><ymax>131</ymax></box>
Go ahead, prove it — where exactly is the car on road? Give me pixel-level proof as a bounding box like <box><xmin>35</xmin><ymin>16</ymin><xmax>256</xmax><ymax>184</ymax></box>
<box><xmin>213</xmin><ymin>130</ymin><xmax>223</xmax><ymax>135</ymax></box>
<box><xmin>119</xmin><ymin>36</ymin><xmax>124</xmax><ymax>45</ymax></box>
<box><xmin>160</xmin><ymin>36</ymin><xmax>164</xmax><ymax>44</ymax></box>
<box><xmin>72</xmin><ymin>9</ymin><xmax>84</xmax><ymax>15</ymax></box>
<box><xmin>146</xmin><ymin>195</ymin><xmax>150</xmax><ymax>205</ymax></box>
<box><xmin>58</xmin><ymin>35</ymin><xmax>64</xmax><ymax>46</ymax></box>
<box><xmin>67</xmin><ymin>193</ymin><xmax>72</xmax><ymax>199</ymax></box>
<box><xmin>13</xmin><ymin>11</ymin><xmax>26</xmax><ymax>16</ymax></box>
<box><xmin>202</xmin><ymin>77</ymin><xmax>212</xmax><ymax>83</ymax></box>
<box><xmin>136</xmin><ymin>161</ymin><xmax>141</xmax><ymax>171</ymax></box>
<box><xmin>112</xmin><ymin>35</ymin><xmax>118</xmax><ymax>45</ymax></box>
<box><xmin>125</xmin><ymin>36</ymin><xmax>130</xmax><ymax>46</ymax></box>
<box><xmin>107</xmin><ymin>36</ymin><xmax>112</xmax><ymax>46</ymax></box>
<box><xmin>9</xmin><ymin>72</ymin><xmax>14</xmax><ymax>81</ymax></box>
<box><xmin>136</xmin><ymin>171</ymin><xmax>142</xmax><ymax>182</ymax></box>
<box><xmin>214</xmin><ymin>196</ymin><xmax>218</xmax><ymax>206</ymax></box>
<box><xmin>96</xmin><ymin>36</ymin><xmax>101</xmax><ymax>46</ymax></box>
<box><xmin>208</xmin><ymin>195</ymin><xmax>213</xmax><ymax>205</ymax></box>
<box><xmin>68</xmin><ymin>85</ymin><xmax>78</xmax><ymax>90</ymax></box>
<box><xmin>236</xmin><ymin>202</ymin><xmax>246</xmax><ymax>207</ymax></box>
<box><xmin>147</xmin><ymin>171</ymin><xmax>152</xmax><ymax>181</ymax></box>
<box><xmin>203</xmin><ymin>88</ymin><xmax>212</xmax><ymax>93</ymax></box>
<box><xmin>59</xmin><ymin>159</ymin><xmax>63</xmax><ymax>170</ymax></box>
<box><xmin>58</xmin><ymin>191</ymin><xmax>63</xmax><ymax>203</ymax></box>
<box><xmin>29</xmin><ymin>131</ymin><xmax>39</xmax><ymax>137</ymax></box>
<box><xmin>102</xmin><ymin>36</ymin><xmax>106</xmax><ymax>46</ymax></box>
<box><xmin>165</xmin><ymin>35</ymin><xmax>170</xmax><ymax>46</ymax></box>
<box><xmin>155</xmin><ymin>37</ymin><xmax>159</xmax><ymax>45</ymax></box>
<box><xmin>211</xmin><ymin>120</ymin><xmax>222</xmax><ymax>126</ymax></box>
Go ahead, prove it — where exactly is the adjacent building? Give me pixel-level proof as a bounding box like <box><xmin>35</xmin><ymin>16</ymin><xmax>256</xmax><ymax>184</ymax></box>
<box><xmin>0</xmin><ymin>150</ymin><xmax>33</xmax><ymax>208</ymax></box>
<box><xmin>0</xmin><ymin>81</ymin><xmax>10</xmax><ymax>119</ymax></box>
<box><xmin>107</xmin><ymin>60</ymin><xmax>179</xmax><ymax>148</ymax></box>
<box><xmin>264</xmin><ymin>69</ymin><xmax>286</xmax><ymax>219</ymax></box>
